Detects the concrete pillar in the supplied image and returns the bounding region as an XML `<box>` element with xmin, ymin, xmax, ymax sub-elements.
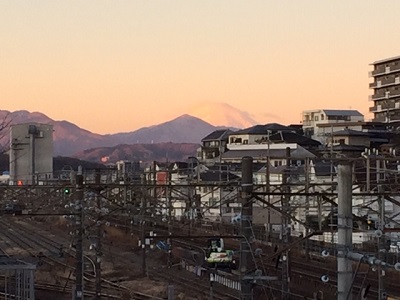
<box><xmin>240</xmin><ymin>156</ymin><xmax>253</xmax><ymax>300</ymax></box>
<box><xmin>337</xmin><ymin>162</ymin><xmax>353</xmax><ymax>300</ymax></box>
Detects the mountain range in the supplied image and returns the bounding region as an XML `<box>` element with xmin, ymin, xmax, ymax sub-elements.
<box><xmin>0</xmin><ymin>107</ymin><xmax>245</xmax><ymax>163</ymax></box>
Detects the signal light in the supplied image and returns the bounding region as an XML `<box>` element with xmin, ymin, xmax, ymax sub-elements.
<box><xmin>64</xmin><ymin>188</ymin><xmax>71</xmax><ymax>195</ymax></box>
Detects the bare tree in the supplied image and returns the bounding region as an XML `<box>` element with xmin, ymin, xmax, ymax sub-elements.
<box><xmin>0</xmin><ymin>112</ymin><xmax>12</xmax><ymax>154</ymax></box>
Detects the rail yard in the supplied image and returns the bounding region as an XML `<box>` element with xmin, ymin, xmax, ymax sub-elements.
<box><xmin>0</xmin><ymin>156</ymin><xmax>400</xmax><ymax>300</ymax></box>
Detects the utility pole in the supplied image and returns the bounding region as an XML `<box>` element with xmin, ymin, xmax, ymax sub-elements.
<box><xmin>167</xmin><ymin>170</ymin><xmax>173</xmax><ymax>269</ymax></box>
<box><xmin>266</xmin><ymin>130</ymin><xmax>272</xmax><ymax>240</ymax></box>
<box><xmin>94</xmin><ymin>170</ymin><xmax>102</xmax><ymax>300</ymax></box>
<box><xmin>337</xmin><ymin>162</ymin><xmax>353</xmax><ymax>300</ymax></box>
<box><xmin>141</xmin><ymin>197</ymin><xmax>146</xmax><ymax>276</ymax></box>
<box><xmin>377</xmin><ymin>159</ymin><xmax>387</xmax><ymax>300</ymax></box>
<box><xmin>74</xmin><ymin>167</ymin><xmax>84</xmax><ymax>300</ymax></box>
<box><xmin>305</xmin><ymin>157</ymin><xmax>310</xmax><ymax>260</ymax></box>
<box><xmin>281</xmin><ymin>147</ymin><xmax>291</xmax><ymax>300</ymax></box>
<box><xmin>240</xmin><ymin>156</ymin><xmax>254</xmax><ymax>300</ymax></box>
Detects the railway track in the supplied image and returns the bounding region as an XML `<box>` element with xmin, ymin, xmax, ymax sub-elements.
<box><xmin>13</xmin><ymin>214</ymin><xmax>400</xmax><ymax>299</ymax></box>
<box><xmin>148</xmin><ymin>266</ymin><xmax>239</xmax><ymax>300</ymax></box>
<box><xmin>0</xmin><ymin>217</ymin><xmax>168</xmax><ymax>299</ymax></box>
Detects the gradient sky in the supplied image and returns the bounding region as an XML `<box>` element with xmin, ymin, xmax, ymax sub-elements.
<box><xmin>1</xmin><ymin>1</ymin><xmax>400</xmax><ymax>134</ymax></box>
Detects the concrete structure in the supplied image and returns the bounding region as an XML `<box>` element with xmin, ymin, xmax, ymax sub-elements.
<box><xmin>302</xmin><ymin>109</ymin><xmax>364</xmax><ymax>142</ymax></box>
<box><xmin>370</xmin><ymin>55</ymin><xmax>400</xmax><ymax>123</ymax></box>
<box><xmin>115</xmin><ymin>160</ymin><xmax>141</xmax><ymax>182</ymax></box>
<box><xmin>9</xmin><ymin>123</ymin><xmax>53</xmax><ymax>185</ymax></box>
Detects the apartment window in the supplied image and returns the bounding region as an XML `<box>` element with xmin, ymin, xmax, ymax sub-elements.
<box><xmin>243</xmin><ymin>139</ymin><xmax>248</xmax><ymax>144</ymax></box>
<box><xmin>274</xmin><ymin>160</ymin><xmax>282</xmax><ymax>167</ymax></box>
<box><xmin>315</xmin><ymin>116</ymin><xmax>319</xmax><ymax>121</ymax></box>
<box><xmin>321</xmin><ymin>114</ymin><xmax>324</xmax><ymax>120</ymax></box>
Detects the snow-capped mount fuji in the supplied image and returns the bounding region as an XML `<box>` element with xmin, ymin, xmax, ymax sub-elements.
<box><xmin>187</xmin><ymin>102</ymin><xmax>259</xmax><ymax>128</ymax></box>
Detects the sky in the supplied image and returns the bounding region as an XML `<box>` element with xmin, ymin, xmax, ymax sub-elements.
<box><xmin>1</xmin><ymin>1</ymin><xmax>400</xmax><ymax>134</ymax></box>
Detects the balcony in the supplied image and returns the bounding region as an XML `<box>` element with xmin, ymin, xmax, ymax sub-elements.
<box><xmin>371</xmin><ymin>93</ymin><xmax>389</xmax><ymax>101</ymax></box>
<box><xmin>370</xmin><ymin>102</ymin><xmax>399</xmax><ymax>112</ymax></box>
<box><xmin>371</xmin><ymin>90</ymin><xmax>400</xmax><ymax>101</ymax></box>
<box><xmin>369</xmin><ymin>77</ymin><xmax>400</xmax><ymax>89</ymax></box>
<box><xmin>373</xmin><ymin>115</ymin><xmax>386</xmax><ymax>122</ymax></box>
<box><xmin>371</xmin><ymin>65</ymin><xmax>400</xmax><ymax>77</ymax></box>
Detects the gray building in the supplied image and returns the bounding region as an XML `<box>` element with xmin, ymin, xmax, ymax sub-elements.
<box><xmin>369</xmin><ymin>55</ymin><xmax>400</xmax><ymax>122</ymax></box>
<box><xmin>10</xmin><ymin>123</ymin><xmax>53</xmax><ymax>185</ymax></box>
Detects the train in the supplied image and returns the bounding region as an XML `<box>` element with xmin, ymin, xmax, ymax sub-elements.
<box><xmin>165</xmin><ymin>238</ymin><xmax>237</xmax><ymax>270</ymax></box>
<box><xmin>205</xmin><ymin>238</ymin><xmax>236</xmax><ymax>269</ymax></box>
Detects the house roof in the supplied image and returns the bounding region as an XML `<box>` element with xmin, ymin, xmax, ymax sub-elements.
<box><xmin>234</xmin><ymin>123</ymin><xmax>294</xmax><ymax>135</ymax></box>
<box><xmin>231</xmin><ymin>126</ymin><xmax>320</xmax><ymax>147</ymax></box>
<box><xmin>274</xmin><ymin>131</ymin><xmax>321</xmax><ymax>146</ymax></box>
<box><xmin>331</xmin><ymin>144</ymin><xmax>365</xmax><ymax>151</ymax></box>
<box><xmin>322</xmin><ymin>109</ymin><xmax>363</xmax><ymax>117</ymax></box>
<box><xmin>330</xmin><ymin>129</ymin><xmax>370</xmax><ymax>137</ymax></box>
<box><xmin>221</xmin><ymin>147</ymin><xmax>316</xmax><ymax>160</ymax></box>
<box><xmin>202</xmin><ymin>129</ymin><xmax>233</xmax><ymax>142</ymax></box>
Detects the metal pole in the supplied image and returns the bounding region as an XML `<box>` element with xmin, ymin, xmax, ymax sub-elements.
<box><xmin>305</xmin><ymin>157</ymin><xmax>310</xmax><ymax>260</ymax></box>
<box><xmin>377</xmin><ymin>159</ymin><xmax>387</xmax><ymax>300</ymax></box>
<box><xmin>266</xmin><ymin>130</ymin><xmax>272</xmax><ymax>240</ymax></box>
<box><xmin>240</xmin><ymin>156</ymin><xmax>253</xmax><ymax>300</ymax></box>
<box><xmin>281</xmin><ymin>147</ymin><xmax>291</xmax><ymax>300</ymax></box>
<box><xmin>141</xmin><ymin>212</ymin><xmax>146</xmax><ymax>276</ymax></box>
<box><xmin>29</xmin><ymin>130</ymin><xmax>35</xmax><ymax>185</ymax></box>
<box><xmin>74</xmin><ymin>167</ymin><xmax>84</xmax><ymax>300</ymax></box>
<box><xmin>337</xmin><ymin>162</ymin><xmax>353</xmax><ymax>300</ymax></box>
<box><xmin>167</xmin><ymin>170</ymin><xmax>173</xmax><ymax>268</ymax></box>
<box><xmin>95</xmin><ymin>170</ymin><xmax>102</xmax><ymax>300</ymax></box>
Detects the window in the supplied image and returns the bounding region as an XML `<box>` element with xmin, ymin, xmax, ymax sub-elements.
<box><xmin>321</xmin><ymin>114</ymin><xmax>324</xmax><ymax>120</ymax></box>
<box><xmin>315</xmin><ymin>116</ymin><xmax>319</xmax><ymax>121</ymax></box>
<box><xmin>334</xmin><ymin>139</ymin><xmax>344</xmax><ymax>144</ymax></box>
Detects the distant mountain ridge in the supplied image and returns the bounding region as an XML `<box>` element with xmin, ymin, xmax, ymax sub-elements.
<box><xmin>74</xmin><ymin>142</ymin><xmax>200</xmax><ymax>164</ymax></box>
<box><xmin>0</xmin><ymin>110</ymin><xmax>235</xmax><ymax>159</ymax></box>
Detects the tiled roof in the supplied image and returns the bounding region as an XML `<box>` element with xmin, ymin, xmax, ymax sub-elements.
<box><xmin>221</xmin><ymin>147</ymin><xmax>316</xmax><ymax>160</ymax></box>
<box><xmin>202</xmin><ymin>129</ymin><xmax>233</xmax><ymax>142</ymax></box>
<box><xmin>234</xmin><ymin>123</ymin><xmax>294</xmax><ymax>135</ymax></box>
<box><xmin>275</xmin><ymin>131</ymin><xmax>321</xmax><ymax>146</ymax></box>
<box><xmin>332</xmin><ymin>144</ymin><xmax>365</xmax><ymax>151</ymax></box>
<box><xmin>331</xmin><ymin>129</ymin><xmax>370</xmax><ymax>136</ymax></box>
<box><xmin>322</xmin><ymin>110</ymin><xmax>363</xmax><ymax>117</ymax></box>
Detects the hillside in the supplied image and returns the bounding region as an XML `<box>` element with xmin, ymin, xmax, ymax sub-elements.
<box><xmin>73</xmin><ymin>142</ymin><xmax>200</xmax><ymax>164</ymax></box>
<box><xmin>0</xmin><ymin>110</ymin><xmax>219</xmax><ymax>156</ymax></box>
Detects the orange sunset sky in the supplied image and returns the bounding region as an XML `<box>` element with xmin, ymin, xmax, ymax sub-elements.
<box><xmin>1</xmin><ymin>1</ymin><xmax>400</xmax><ymax>134</ymax></box>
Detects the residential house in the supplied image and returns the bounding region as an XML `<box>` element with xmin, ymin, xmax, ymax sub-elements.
<box><xmin>302</xmin><ymin>109</ymin><xmax>364</xmax><ymax>142</ymax></box>
<box><xmin>198</xmin><ymin>129</ymin><xmax>233</xmax><ymax>164</ymax></box>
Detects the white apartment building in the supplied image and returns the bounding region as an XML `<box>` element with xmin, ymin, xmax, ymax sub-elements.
<box><xmin>302</xmin><ymin>109</ymin><xmax>364</xmax><ymax>143</ymax></box>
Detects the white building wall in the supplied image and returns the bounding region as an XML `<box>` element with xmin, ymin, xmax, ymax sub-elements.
<box><xmin>9</xmin><ymin>123</ymin><xmax>53</xmax><ymax>185</ymax></box>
